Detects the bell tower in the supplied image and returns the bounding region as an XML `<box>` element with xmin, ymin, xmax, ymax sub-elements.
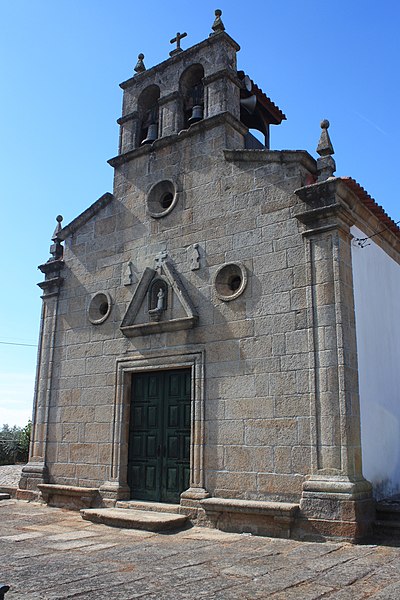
<box><xmin>112</xmin><ymin>10</ymin><xmax>285</xmax><ymax>161</ymax></box>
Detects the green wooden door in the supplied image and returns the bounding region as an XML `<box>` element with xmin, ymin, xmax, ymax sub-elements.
<box><xmin>128</xmin><ymin>369</ymin><xmax>191</xmax><ymax>503</ymax></box>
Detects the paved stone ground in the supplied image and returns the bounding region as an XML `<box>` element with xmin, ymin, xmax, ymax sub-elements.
<box><xmin>1</xmin><ymin>500</ymin><xmax>400</xmax><ymax>599</ymax></box>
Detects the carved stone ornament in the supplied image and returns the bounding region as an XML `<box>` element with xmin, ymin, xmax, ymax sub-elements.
<box><xmin>169</xmin><ymin>31</ymin><xmax>188</xmax><ymax>57</ymax></box>
<box><xmin>316</xmin><ymin>119</ymin><xmax>336</xmax><ymax>182</ymax></box>
<box><xmin>211</xmin><ymin>9</ymin><xmax>225</xmax><ymax>34</ymax></box>
<box><xmin>134</xmin><ymin>53</ymin><xmax>146</xmax><ymax>74</ymax></box>
<box><xmin>120</xmin><ymin>259</ymin><xmax>198</xmax><ymax>336</ymax></box>
<box><xmin>37</xmin><ymin>215</ymin><xmax>65</xmax><ymax>298</ymax></box>
<box><xmin>189</xmin><ymin>243</ymin><xmax>200</xmax><ymax>271</ymax></box>
<box><xmin>122</xmin><ymin>261</ymin><xmax>135</xmax><ymax>286</ymax></box>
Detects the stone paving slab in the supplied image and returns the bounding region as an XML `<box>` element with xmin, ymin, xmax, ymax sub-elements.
<box><xmin>1</xmin><ymin>500</ymin><xmax>400</xmax><ymax>599</ymax></box>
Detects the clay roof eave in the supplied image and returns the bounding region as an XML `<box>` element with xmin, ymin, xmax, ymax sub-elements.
<box><xmin>252</xmin><ymin>82</ymin><xmax>286</xmax><ymax>125</ymax></box>
<box><xmin>339</xmin><ymin>177</ymin><xmax>400</xmax><ymax>240</ymax></box>
<box><xmin>237</xmin><ymin>71</ymin><xmax>286</xmax><ymax>125</ymax></box>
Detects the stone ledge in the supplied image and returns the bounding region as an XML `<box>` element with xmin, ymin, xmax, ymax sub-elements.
<box><xmin>201</xmin><ymin>497</ymin><xmax>299</xmax><ymax>515</ymax></box>
<box><xmin>16</xmin><ymin>489</ymin><xmax>38</xmax><ymax>501</ymax></box>
<box><xmin>200</xmin><ymin>497</ymin><xmax>299</xmax><ymax>538</ymax></box>
<box><xmin>121</xmin><ymin>316</ymin><xmax>198</xmax><ymax>337</ymax></box>
<box><xmin>108</xmin><ymin>112</ymin><xmax>247</xmax><ymax>168</ymax></box>
<box><xmin>0</xmin><ymin>486</ymin><xmax>17</xmax><ymax>498</ymax></box>
<box><xmin>224</xmin><ymin>149</ymin><xmax>316</xmax><ymax>172</ymax></box>
<box><xmin>38</xmin><ymin>484</ymin><xmax>100</xmax><ymax>510</ymax></box>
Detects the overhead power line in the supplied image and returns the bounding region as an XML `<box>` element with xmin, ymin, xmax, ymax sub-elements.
<box><xmin>353</xmin><ymin>220</ymin><xmax>400</xmax><ymax>248</ymax></box>
<box><xmin>0</xmin><ymin>341</ymin><xmax>37</xmax><ymax>348</ymax></box>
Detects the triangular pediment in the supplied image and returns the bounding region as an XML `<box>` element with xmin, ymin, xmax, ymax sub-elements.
<box><xmin>120</xmin><ymin>261</ymin><xmax>198</xmax><ymax>337</ymax></box>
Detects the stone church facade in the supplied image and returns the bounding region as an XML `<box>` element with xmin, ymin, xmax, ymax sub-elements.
<box><xmin>18</xmin><ymin>12</ymin><xmax>400</xmax><ymax>541</ymax></box>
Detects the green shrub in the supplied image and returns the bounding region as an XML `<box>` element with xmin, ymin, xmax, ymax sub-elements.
<box><xmin>0</xmin><ymin>421</ymin><xmax>31</xmax><ymax>465</ymax></box>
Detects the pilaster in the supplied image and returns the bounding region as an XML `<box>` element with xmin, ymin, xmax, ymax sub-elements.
<box><xmin>203</xmin><ymin>69</ymin><xmax>241</xmax><ymax>121</ymax></box>
<box><xmin>294</xmin><ymin>179</ymin><xmax>374</xmax><ymax>540</ymax></box>
<box><xmin>118</xmin><ymin>112</ymin><xmax>140</xmax><ymax>154</ymax></box>
<box><xmin>18</xmin><ymin>239</ymin><xmax>64</xmax><ymax>498</ymax></box>
<box><xmin>158</xmin><ymin>92</ymin><xmax>183</xmax><ymax>137</ymax></box>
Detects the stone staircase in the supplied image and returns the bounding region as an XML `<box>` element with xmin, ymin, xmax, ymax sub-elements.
<box><xmin>375</xmin><ymin>496</ymin><xmax>400</xmax><ymax>538</ymax></box>
<box><xmin>81</xmin><ymin>498</ymin><xmax>300</xmax><ymax>537</ymax></box>
<box><xmin>81</xmin><ymin>500</ymin><xmax>189</xmax><ymax>532</ymax></box>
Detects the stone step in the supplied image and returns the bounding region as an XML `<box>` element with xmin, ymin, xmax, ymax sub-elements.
<box><xmin>115</xmin><ymin>500</ymin><xmax>181</xmax><ymax>514</ymax></box>
<box><xmin>0</xmin><ymin>493</ymin><xmax>11</xmax><ymax>501</ymax></box>
<box><xmin>81</xmin><ymin>508</ymin><xmax>188</xmax><ymax>532</ymax></box>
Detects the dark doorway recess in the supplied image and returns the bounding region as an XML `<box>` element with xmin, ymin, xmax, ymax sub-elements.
<box><xmin>128</xmin><ymin>369</ymin><xmax>191</xmax><ymax>503</ymax></box>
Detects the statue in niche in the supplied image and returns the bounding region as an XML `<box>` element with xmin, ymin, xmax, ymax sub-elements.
<box><xmin>156</xmin><ymin>288</ymin><xmax>165</xmax><ymax>310</ymax></box>
<box><xmin>148</xmin><ymin>279</ymin><xmax>168</xmax><ymax>321</ymax></box>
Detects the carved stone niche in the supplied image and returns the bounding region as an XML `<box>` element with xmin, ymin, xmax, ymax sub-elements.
<box><xmin>120</xmin><ymin>261</ymin><xmax>198</xmax><ymax>336</ymax></box>
<box><xmin>148</xmin><ymin>277</ymin><xmax>168</xmax><ymax>322</ymax></box>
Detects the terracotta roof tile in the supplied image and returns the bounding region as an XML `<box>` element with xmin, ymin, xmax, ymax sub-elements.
<box><xmin>251</xmin><ymin>81</ymin><xmax>286</xmax><ymax>124</ymax></box>
<box><xmin>237</xmin><ymin>71</ymin><xmax>286</xmax><ymax>124</ymax></box>
<box><xmin>340</xmin><ymin>176</ymin><xmax>400</xmax><ymax>239</ymax></box>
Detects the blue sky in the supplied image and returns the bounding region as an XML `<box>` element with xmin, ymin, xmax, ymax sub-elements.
<box><xmin>1</xmin><ymin>1</ymin><xmax>399</xmax><ymax>426</ymax></box>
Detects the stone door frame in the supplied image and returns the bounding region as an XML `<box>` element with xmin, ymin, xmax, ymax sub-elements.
<box><xmin>128</xmin><ymin>368</ymin><xmax>191</xmax><ymax>503</ymax></box>
<box><xmin>102</xmin><ymin>349</ymin><xmax>208</xmax><ymax>502</ymax></box>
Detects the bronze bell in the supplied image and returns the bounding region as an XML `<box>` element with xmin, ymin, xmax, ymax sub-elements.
<box><xmin>188</xmin><ymin>105</ymin><xmax>203</xmax><ymax>124</ymax></box>
<box><xmin>240</xmin><ymin>95</ymin><xmax>257</xmax><ymax>114</ymax></box>
<box><xmin>141</xmin><ymin>123</ymin><xmax>158</xmax><ymax>145</ymax></box>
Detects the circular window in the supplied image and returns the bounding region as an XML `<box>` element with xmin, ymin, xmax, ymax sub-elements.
<box><xmin>88</xmin><ymin>292</ymin><xmax>112</xmax><ymax>324</ymax></box>
<box><xmin>214</xmin><ymin>263</ymin><xmax>248</xmax><ymax>301</ymax></box>
<box><xmin>147</xmin><ymin>180</ymin><xmax>178</xmax><ymax>218</ymax></box>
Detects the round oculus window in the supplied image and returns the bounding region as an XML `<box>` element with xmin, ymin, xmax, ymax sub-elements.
<box><xmin>88</xmin><ymin>292</ymin><xmax>112</xmax><ymax>324</ymax></box>
<box><xmin>146</xmin><ymin>180</ymin><xmax>178</xmax><ymax>218</ymax></box>
<box><xmin>214</xmin><ymin>262</ymin><xmax>248</xmax><ymax>301</ymax></box>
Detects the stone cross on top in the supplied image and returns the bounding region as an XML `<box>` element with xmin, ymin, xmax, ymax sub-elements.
<box><xmin>169</xmin><ymin>31</ymin><xmax>187</xmax><ymax>56</ymax></box>
<box><xmin>154</xmin><ymin>250</ymin><xmax>168</xmax><ymax>271</ymax></box>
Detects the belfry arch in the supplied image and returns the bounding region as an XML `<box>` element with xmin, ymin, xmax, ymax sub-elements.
<box><xmin>179</xmin><ymin>64</ymin><xmax>205</xmax><ymax>129</ymax></box>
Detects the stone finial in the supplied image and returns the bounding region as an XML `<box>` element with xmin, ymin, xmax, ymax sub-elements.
<box><xmin>134</xmin><ymin>53</ymin><xmax>146</xmax><ymax>74</ymax></box>
<box><xmin>316</xmin><ymin>119</ymin><xmax>336</xmax><ymax>181</ymax></box>
<box><xmin>49</xmin><ymin>215</ymin><xmax>64</xmax><ymax>261</ymax></box>
<box><xmin>317</xmin><ymin>119</ymin><xmax>334</xmax><ymax>157</ymax></box>
<box><xmin>52</xmin><ymin>214</ymin><xmax>63</xmax><ymax>240</ymax></box>
<box><xmin>211</xmin><ymin>9</ymin><xmax>225</xmax><ymax>34</ymax></box>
